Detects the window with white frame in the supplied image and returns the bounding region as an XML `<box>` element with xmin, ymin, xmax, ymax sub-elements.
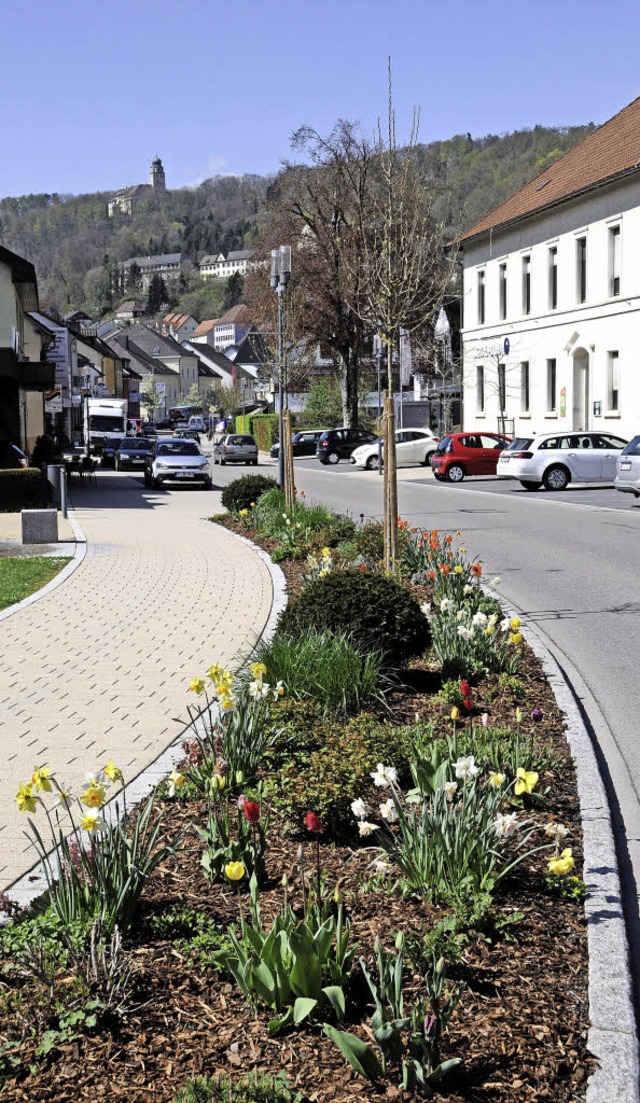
<box><xmin>609</xmin><ymin>226</ymin><xmax>621</xmax><ymax>296</ymax></box>
<box><xmin>477</xmin><ymin>270</ymin><xmax>485</xmax><ymax>324</ymax></box>
<box><xmin>607</xmin><ymin>351</ymin><xmax>620</xmax><ymax>412</ymax></box>
<box><xmin>522</xmin><ymin>256</ymin><xmax>531</xmax><ymax>315</ymax></box>
<box><xmin>546</xmin><ymin>359</ymin><xmax>557</xmax><ymax>412</ymax></box>
<box><xmin>548</xmin><ymin>247</ymin><xmax>558</xmax><ymax>309</ymax></box>
<box><xmin>499</xmin><ymin>263</ymin><xmax>507</xmax><ymax>320</ymax></box>
<box><xmin>520</xmin><ymin>361</ymin><xmax>530</xmax><ymax>413</ymax></box>
<box><xmin>477</xmin><ymin>364</ymin><xmax>485</xmax><ymax>413</ymax></box>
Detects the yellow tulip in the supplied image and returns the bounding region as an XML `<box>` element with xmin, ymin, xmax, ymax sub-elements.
<box><xmin>548</xmin><ymin>848</ymin><xmax>575</xmax><ymax>876</ymax></box>
<box><xmin>510</xmin><ymin>632</ymin><xmax>524</xmax><ymax>646</ymax></box>
<box><xmin>514</xmin><ymin>767</ymin><xmax>539</xmax><ymax>796</ymax></box>
<box><xmin>189</xmin><ymin>676</ymin><xmax>206</xmax><ymax>695</ymax></box>
<box><xmin>104</xmin><ymin>759</ymin><xmax>123</xmax><ymax>783</ymax></box>
<box><xmin>453</xmin><ymin>565</ymin><xmax>464</xmax><ymax>575</ymax></box>
<box><xmin>509</xmin><ymin>617</ymin><xmax>521</xmax><ymax>631</ymax></box>
<box><xmin>450</xmin><ymin>706</ymin><xmax>460</xmax><ymax>721</ymax></box>
<box><xmin>31</xmin><ymin>766</ymin><xmax>52</xmax><ymax>793</ymax></box>
<box><xmin>249</xmin><ymin>662</ymin><xmax>267</xmax><ymax>679</ymax></box>
<box><xmin>16</xmin><ymin>781</ymin><xmax>37</xmax><ymax>814</ymax></box>
<box><xmin>225</xmin><ymin>860</ymin><xmax>246</xmax><ymax>882</ymax></box>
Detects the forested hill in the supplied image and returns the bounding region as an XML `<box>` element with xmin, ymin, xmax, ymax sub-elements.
<box><xmin>0</xmin><ymin>123</ymin><xmax>594</xmax><ymax>317</ymax></box>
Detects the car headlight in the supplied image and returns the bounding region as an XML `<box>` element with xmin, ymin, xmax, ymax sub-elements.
<box><xmin>156</xmin><ymin>462</ymin><xmax>168</xmax><ymax>469</ymax></box>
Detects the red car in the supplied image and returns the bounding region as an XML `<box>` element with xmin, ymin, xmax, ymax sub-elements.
<box><xmin>431</xmin><ymin>432</ymin><xmax>511</xmax><ymax>482</ymax></box>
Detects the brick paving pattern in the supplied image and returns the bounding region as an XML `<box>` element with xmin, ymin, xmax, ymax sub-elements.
<box><xmin>0</xmin><ymin>473</ymin><xmax>272</xmax><ymax>890</ymax></box>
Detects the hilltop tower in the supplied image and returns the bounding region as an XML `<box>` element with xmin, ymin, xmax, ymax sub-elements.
<box><xmin>150</xmin><ymin>156</ymin><xmax>166</xmax><ymax>193</ymax></box>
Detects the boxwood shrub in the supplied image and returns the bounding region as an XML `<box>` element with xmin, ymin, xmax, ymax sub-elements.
<box><xmin>0</xmin><ymin>469</ymin><xmax>47</xmax><ymax>513</ymax></box>
<box><xmin>277</xmin><ymin>569</ymin><xmax>430</xmax><ymax>665</ymax></box>
<box><xmin>220</xmin><ymin>474</ymin><xmax>278</xmax><ymax>514</ymax></box>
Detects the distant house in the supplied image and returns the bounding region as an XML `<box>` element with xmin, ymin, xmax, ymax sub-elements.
<box><xmin>162</xmin><ymin>312</ymin><xmax>198</xmax><ymax>341</ymax></box>
<box><xmin>115</xmin><ymin>300</ymin><xmax>145</xmax><ymax>322</ymax></box>
<box><xmin>121</xmin><ymin>253</ymin><xmax>182</xmax><ymax>293</ymax></box>
<box><xmin>212</xmin><ymin>304</ymin><xmax>253</xmax><ymax>351</ymax></box>
<box><xmin>108</xmin><ymin>157</ymin><xmax>167</xmax><ymax>217</ymax></box>
<box><xmin>189</xmin><ymin>319</ymin><xmax>220</xmax><ymax>347</ymax></box>
<box><xmin>199</xmin><ymin>249</ymin><xmax>256</xmax><ymax>280</ymax></box>
<box><xmin>109</xmin><ymin>323</ymin><xmax>200</xmax><ymax>403</ymax></box>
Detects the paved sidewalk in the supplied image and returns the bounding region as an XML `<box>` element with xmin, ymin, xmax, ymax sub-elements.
<box><xmin>0</xmin><ymin>472</ymin><xmax>273</xmax><ymax>891</ymax></box>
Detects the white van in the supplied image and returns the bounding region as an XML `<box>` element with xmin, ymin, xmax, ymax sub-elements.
<box><xmin>188</xmin><ymin>416</ymin><xmax>206</xmax><ymax>432</ymax></box>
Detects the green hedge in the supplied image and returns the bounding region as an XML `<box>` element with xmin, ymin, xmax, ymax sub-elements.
<box><xmin>248</xmin><ymin>414</ymin><xmax>281</xmax><ymax>452</ymax></box>
<box><xmin>0</xmin><ymin>469</ymin><xmax>47</xmax><ymax>513</ymax></box>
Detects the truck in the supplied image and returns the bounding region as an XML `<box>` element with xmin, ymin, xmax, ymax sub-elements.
<box><xmin>85</xmin><ymin>398</ymin><xmax>128</xmax><ymax>454</ymax></box>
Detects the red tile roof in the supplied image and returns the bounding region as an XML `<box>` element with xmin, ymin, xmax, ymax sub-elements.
<box><xmin>218</xmin><ymin>304</ymin><xmax>251</xmax><ymax>325</ymax></box>
<box><xmin>192</xmin><ymin>319</ymin><xmax>220</xmax><ymax>336</ymax></box>
<box><xmin>459</xmin><ymin>96</ymin><xmax>640</xmax><ymax>245</ymax></box>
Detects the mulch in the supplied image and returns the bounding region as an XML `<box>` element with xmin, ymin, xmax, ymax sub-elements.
<box><xmin>0</xmin><ymin>522</ymin><xmax>595</xmax><ymax>1102</ymax></box>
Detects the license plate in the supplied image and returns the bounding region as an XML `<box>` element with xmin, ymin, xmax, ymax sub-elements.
<box><xmin>620</xmin><ymin>461</ymin><xmax>632</xmax><ymax>470</ymax></box>
<box><xmin>175</xmin><ymin>472</ymin><xmax>195</xmax><ymax>479</ymax></box>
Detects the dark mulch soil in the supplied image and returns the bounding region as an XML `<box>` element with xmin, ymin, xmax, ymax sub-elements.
<box><xmin>0</xmin><ymin>524</ymin><xmax>595</xmax><ymax>1102</ymax></box>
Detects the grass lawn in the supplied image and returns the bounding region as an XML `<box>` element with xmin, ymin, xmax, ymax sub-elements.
<box><xmin>0</xmin><ymin>556</ymin><xmax>71</xmax><ymax>610</ymax></box>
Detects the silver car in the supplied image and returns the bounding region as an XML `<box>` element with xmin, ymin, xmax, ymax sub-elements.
<box><xmin>614</xmin><ymin>436</ymin><xmax>640</xmax><ymax>499</ymax></box>
<box><xmin>144</xmin><ymin>438</ymin><xmax>212</xmax><ymax>490</ymax></box>
<box><xmin>212</xmin><ymin>434</ymin><xmax>258</xmax><ymax>466</ymax></box>
<box><xmin>497</xmin><ymin>431</ymin><xmax>628</xmax><ymax>491</ymax></box>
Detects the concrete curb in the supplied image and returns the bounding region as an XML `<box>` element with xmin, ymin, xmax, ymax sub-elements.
<box><xmin>0</xmin><ymin>508</ymin><xmax>87</xmax><ymax>624</ymax></box>
<box><xmin>1</xmin><ymin>526</ymin><xmax>288</xmax><ymax>916</ymax></box>
<box><xmin>493</xmin><ymin>595</ymin><xmax>640</xmax><ymax>1102</ymax></box>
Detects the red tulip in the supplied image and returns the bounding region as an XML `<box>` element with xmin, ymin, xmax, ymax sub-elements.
<box><xmin>463</xmin><ymin>697</ymin><xmax>473</xmax><ymax>711</ymax></box>
<box><xmin>305</xmin><ymin>811</ymin><xmax>322</xmax><ymax>833</ymax></box>
<box><xmin>459</xmin><ymin>681</ymin><xmax>471</xmax><ymax>697</ymax></box>
<box><xmin>243</xmin><ymin>800</ymin><xmax>260</xmax><ymax>823</ymax></box>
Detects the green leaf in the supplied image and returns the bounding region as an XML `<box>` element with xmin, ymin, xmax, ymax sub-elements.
<box><xmin>268</xmin><ymin>1006</ymin><xmax>294</xmax><ymax>1035</ymax></box>
<box><xmin>293</xmin><ymin>996</ymin><xmax>318</xmax><ymax>1024</ymax></box>
<box><xmin>323</xmin><ymin>1024</ymin><xmax>383</xmax><ymax>1081</ymax></box>
<box><xmin>427</xmin><ymin>1057</ymin><xmax>462</xmax><ymax>1083</ymax></box>
<box><xmin>322</xmin><ymin>985</ymin><xmax>345</xmax><ymax>1019</ymax></box>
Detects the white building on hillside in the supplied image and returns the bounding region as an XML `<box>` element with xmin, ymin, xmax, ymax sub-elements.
<box><xmin>459</xmin><ymin>97</ymin><xmax>640</xmax><ymax>440</ymax></box>
<box><xmin>199</xmin><ymin>250</ymin><xmax>255</xmax><ymax>280</ymax></box>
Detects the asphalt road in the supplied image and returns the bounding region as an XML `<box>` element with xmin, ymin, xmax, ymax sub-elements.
<box><xmin>207</xmin><ymin>454</ymin><xmax>640</xmax><ymax>1008</ymax></box>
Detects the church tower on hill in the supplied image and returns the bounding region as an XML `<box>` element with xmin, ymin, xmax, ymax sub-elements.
<box><xmin>150</xmin><ymin>156</ymin><xmax>166</xmax><ymax>192</ymax></box>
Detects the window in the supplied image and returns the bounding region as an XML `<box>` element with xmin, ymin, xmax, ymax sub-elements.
<box><xmin>476</xmin><ymin>365</ymin><xmax>485</xmax><ymax>412</ymax></box>
<box><xmin>607</xmin><ymin>351</ymin><xmax>620</xmax><ymax>412</ymax></box>
<box><xmin>609</xmin><ymin>226</ymin><xmax>621</xmax><ymax>296</ymax></box>
<box><xmin>497</xmin><ymin>362</ymin><xmax>506</xmax><ymax>411</ymax></box>
<box><xmin>522</xmin><ymin>256</ymin><xmax>531</xmax><ymax>315</ymax></box>
<box><xmin>477</xmin><ymin>270</ymin><xmax>485</xmax><ymax>324</ymax></box>
<box><xmin>548</xmin><ymin>247</ymin><xmax>558</xmax><ymax>309</ymax></box>
<box><xmin>520</xmin><ymin>361</ymin><xmax>530</xmax><ymax>413</ymax></box>
<box><xmin>499</xmin><ymin>263</ymin><xmax>507</xmax><ymax>320</ymax></box>
<box><xmin>546</xmin><ymin>359</ymin><xmax>557</xmax><ymax>412</ymax></box>
<box><xmin>576</xmin><ymin>237</ymin><xmax>587</xmax><ymax>303</ymax></box>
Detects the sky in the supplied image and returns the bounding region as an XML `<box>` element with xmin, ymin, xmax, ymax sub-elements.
<box><xmin>1</xmin><ymin>0</ymin><xmax>639</xmax><ymax>199</ymax></box>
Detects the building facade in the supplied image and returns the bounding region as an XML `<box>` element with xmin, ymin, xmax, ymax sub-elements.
<box><xmin>108</xmin><ymin>157</ymin><xmax>167</xmax><ymax>217</ymax></box>
<box><xmin>459</xmin><ymin>97</ymin><xmax>640</xmax><ymax>441</ymax></box>
<box><xmin>199</xmin><ymin>250</ymin><xmax>255</xmax><ymax>280</ymax></box>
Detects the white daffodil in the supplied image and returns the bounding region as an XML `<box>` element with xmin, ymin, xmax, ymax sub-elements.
<box><xmin>544</xmin><ymin>822</ymin><xmax>569</xmax><ymax>843</ymax></box>
<box><xmin>168</xmin><ymin>770</ymin><xmax>184</xmax><ymax>798</ymax></box>
<box><xmin>494</xmin><ymin>812</ymin><xmax>518</xmax><ymax>838</ymax></box>
<box><xmin>439</xmin><ymin>597</ymin><xmax>452</xmax><ymax>613</ymax></box>
<box><xmin>491</xmin><ymin>576</ymin><xmax>501</xmax><ymax>586</ymax></box>
<box><xmin>457</xmin><ymin>626</ymin><xmax>474</xmax><ymax>640</ymax></box>
<box><xmin>351</xmin><ymin>797</ymin><xmax>367</xmax><ymax>820</ymax></box>
<box><xmin>454</xmin><ymin>755</ymin><xmax>479</xmax><ymax>781</ymax></box>
<box><xmin>420</xmin><ymin>601</ymin><xmax>431</xmax><ymax>615</ymax></box>
<box><xmin>472</xmin><ymin>611</ymin><xmax>488</xmax><ymax>628</ymax></box>
<box><xmin>379</xmin><ymin>798</ymin><xmax>399</xmax><ymax>823</ymax></box>
<box><xmin>456</xmin><ymin>609</ymin><xmax>467</xmax><ymax>622</ymax></box>
<box><xmin>463</xmin><ymin>584</ymin><xmax>474</xmax><ymax>596</ymax></box>
<box><xmin>358</xmin><ymin>820</ymin><xmax>377</xmax><ymax>837</ymax></box>
<box><xmin>373</xmin><ymin>859</ymin><xmax>391</xmax><ymax>875</ymax></box>
<box><xmin>370</xmin><ymin>763</ymin><xmax>397</xmax><ymax>787</ymax></box>
<box><xmin>248</xmin><ymin>679</ymin><xmax>264</xmax><ymax>699</ymax></box>
<box><xmin>443</xmin><ymin>780</ymin><xmax>458</xmax><ymax>801</ymax></box>
<box><xmin>499</xmin><ymin>616</ymin><xmax>511</xmax><ymax>632</ymax></box>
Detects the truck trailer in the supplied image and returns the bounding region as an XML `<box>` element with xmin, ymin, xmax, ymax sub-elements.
<box><xmin>85</xmin><ymin>398</ymin><xmax>128</xmax><ymax>454</ymax></box>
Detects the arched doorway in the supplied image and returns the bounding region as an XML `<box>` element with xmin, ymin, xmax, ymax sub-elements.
<box><xmin>572</xmin><ymin>348</ymin><xmax>589</xmax><ymax>431</ymax></box>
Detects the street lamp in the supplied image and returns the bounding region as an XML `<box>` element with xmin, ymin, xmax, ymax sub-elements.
<box><xmin>270</xmin><ymin>245</ymin><xmax>291</xmax><ymax>488</ymax></box>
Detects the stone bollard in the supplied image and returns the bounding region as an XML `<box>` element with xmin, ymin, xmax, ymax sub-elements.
<box><xmin>21</xmin><ymin>509</ymin><xmax>58</xmax><ymax>545</ymax></box>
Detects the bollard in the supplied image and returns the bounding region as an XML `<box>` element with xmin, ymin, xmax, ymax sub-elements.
<box><xmin>60</xmin><ymin>468</ymin><xmax>68</xmax><ymax>518</ymax></box>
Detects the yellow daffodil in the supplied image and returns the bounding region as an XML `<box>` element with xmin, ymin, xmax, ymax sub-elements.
<box><xmin>249</xmin><ymin>662</ymin><xmax>267</xmax><ymax>679</ymax></box>
<box><xmin>321</xmin><ymin>547</ymin><xmax>331</xmax><ymax>557</ymax></box>
<box><xmin>547</xmin><ymin>848</ymin><xmax>575</xmax><ymax>876</ymax></box>
<box><xmin>453</xmin><ymin>565</ymin><xmax>464</xmax><ymax>575</ymax></box>
<box><xmin>207</xmin><ymin>663</ymin><xmax>223</xmax><ymax>682</ymax></box>
<box><xmin>16</xmin><ymin>781</ymin><xmax>37</xmax><ymax>814</ymax></box>
<box><xmin>189</xmin><ymin>676</ymin><xmax>206</xmax><ymax>695</ymax></box>
<box><xmin>450</xmin><ymin>706</ymin><xmax>460</xmax><ymax>721</ymax></box>
<box><xmin>219</xmin><ymin>694</ymin><xmax>235</xmax><ymax>711</ymax></box>
<box><xmin>459</xmin><ymin>546</ymin><xmax>467</xmax><ymax>554</ymax></box>
<box><xmin>104</xmin><ymin>759</ymin><xmax>123</xmax><ymax>783</ymax></box>
<box><xmin>81</xmin><ymin>808</ymin><xmax>105</xmax><ymax>834</ymax></box>
<box><xmin>31</xmin><ymin>765</ymin><xmax>52</xmax><ymax>793</ymax></box>
<box><xmin>484</xmin><ymin>626</ymin><xmax>495</xmax><ymax>636</ymax></box>
<box><xmin>81</xmin><ymin>781</ymin><xmax>106</xmax><ymax>809</ymax></box>
<box><xmin>510</xmin><ymin>632</ymin><xmax>524</xmax><ymax>646</ymax></box>
<box><xmin>514</xmin><ymin>767</ymin><xmax>539</xmax><ymax>796</ymax></box>
<box><xmin>168</xmin><ymin>770</ymin><xmax>184</xmax><ymax>797</ymax></box>
<box><xmin>488</xmin><ymin>772</ymin><xmax>506</xmax><ymax>788</ymax></box>
<box><xmin>225</xmin><ymin>860</ymin><xmax>246</xmax><ymax>881</ymax></box>
<box><xmin>515</xmin><ymin>708</ymin><xmax>523</xmax><ymax>724</ymax></box>
<box><xmin>509</xmin><ymin>617</ymin><xmax>521</xmax><ymax>631</ymax></box>
<box><xmin>239</xmin><ymin>509</ymin><xmax>249</xmax><ymax>517</ymax></box>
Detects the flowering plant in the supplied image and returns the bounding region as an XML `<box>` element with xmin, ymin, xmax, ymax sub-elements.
<box><xmin>423</xmin><ymin>599</ymin><xmax>520</xmax><ymax>676</ymax></box>
<box><xmin>15</xmin><ymin>763</ymin><xmax>182</xmax><ymax>933</ymax></box>
<box><xmin>196</xmin><ymin>785</ymin><xmax>269</xmax><ymax>885</ymax></box>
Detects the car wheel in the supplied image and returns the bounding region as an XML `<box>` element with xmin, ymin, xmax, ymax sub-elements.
<box><xmin>326</xmin><ymin>451</ymin><xmax>340</xmax><ymax>465</ymax></box>
<box><xmin>446</xmin><ymin>463</ymin><xmax>465</xmax><ymax>483</ymax></box>
<box><xmin>543</xmin><ymin>465</ymin><xmax>570</xmax><ymax>492</ymax></box>
<box><xmin>152</xmin><ymin>477</ymin><xmax>161</xmax><ymax>490</ymax></box>
<box><xmin>203</xmin><ymin>479</ymin><xmax>212</xmax><ymax>490</ymax></box>
<box><xmin>520</xmin><ymin>480</ymin><xmax>542</xmax><ymax>491</ymax></box>
<box><xmin>144</xmin><ymin>473</ymin><xmax>152</xmax><ymax>489</ymax></box>
<box><xmin>252</xmin><ymin>459</ymin><xmax>258</xmax><ymax>466</ymax></box>
<box><xmin>421</xmin><ymin>451</ymin><xmax>434</xmax><ymax>467</ymax></box>
<box><xmin>366</xmin><ymin>454</ymin><xmax>381</xmax><ymax>471</ymax></box>
<box><xmin>220</xmin><ymin>459</ymin><xmax>226</xmax><ymax>466</ymax></box>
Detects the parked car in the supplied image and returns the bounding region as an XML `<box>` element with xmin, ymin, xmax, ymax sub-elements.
<box><xmin>351</xmin><ymin>428</ymin><xmax>439</xmax><ymax>471</ymax></box>
<box><xmin>270</xmin><ymin>430</ymin><xmax>328</xmax><ymax>459</ymax></box>
<box><xmin>188</xmin><ymin>416</ymin><xmax>206</xmax><ymax>432</ymax></box>
<box><xmin>613</xmin><ymin>436</ymin><xmax>640</xmax><ymax>499</ymax></box>
<box><xmin>142</xmin><ymin>424</ymin><xmax>157</xmax><ymax>437</ymax></box>
<box><xmin>101</xmin><ymin>437</ymin><xmax>124</xmax><ymax>467</ymax></box>
<box><xmin>212</xmin><ymin>434</ymin><xmax>259</xmax><ymax>466</ymax></box>
<box><xmin>431</xmin><ymin>432</ymin><xmax>511</xmax><ymax>482</ymax></box>
<box><xmin>114</xmin><ymin>438</ymin><xmax>155</xmax><ymax>470</ymax></box>
<box><xmin>497</xmin><ymin>431</ymin><xmax>628</xmax><ymax>491</ymax></box>
<box><xmin>144</xmin><ymin>438</ymin><xmax>212</xmax><ymax>489</ymax></box>
<box><xmin>174</xmin><ymin>428</ymin><xmax>201</xmax><ymax>443</ymax></box>
<box><xmin>316</xmin><ymin>427</ymin><xmax>377</xmax><ymax>465</ymax></box>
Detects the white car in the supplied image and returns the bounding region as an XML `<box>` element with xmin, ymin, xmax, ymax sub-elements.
<box><xmin>144</xmin><ymin>438</ymin><xmax>212</xmax><ymax>490</ymax></box>
<box><xmin>497</xmin><ymin>431</ymin><xmax>628</xmax><ymax>491</ymax></box>
<box><xmin>350</xmin><ymin>428</ymin><xmax>439</xmax><ymax>471</ymax></box>
<box><xmin>614</xmin><ymin>436</ymin><xmax>640</xmax><ymax>499</ymax></box>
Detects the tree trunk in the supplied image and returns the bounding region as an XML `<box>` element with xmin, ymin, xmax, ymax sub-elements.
<box><xmin>336</xmin><ymin>347</ymin><xmax>359</xmax><ymax>427</ymax></box>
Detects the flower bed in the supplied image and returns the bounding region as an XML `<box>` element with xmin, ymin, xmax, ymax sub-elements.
<box><xmin>0</xmin><ymin>486</ymin><xmax>594</xmax><ymax>1102</ymax></box>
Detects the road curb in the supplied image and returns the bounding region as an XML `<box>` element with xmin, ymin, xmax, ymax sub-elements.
<box><xmin>1</xmin><ymin>526</ymin><xmax>288</xmax><ymax>916</ymax></box>
<box><xmin>0</xmin><ymin>508</ymin><xmax>87</xmax><ymax>624</ymax></box>
<box><xmin>494</xmin><ymin>596</ymin><xmax>640</xmax><ymax>1102</ymax></box>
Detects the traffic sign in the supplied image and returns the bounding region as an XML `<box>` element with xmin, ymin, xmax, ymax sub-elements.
<box><xmin>503</xmin><ymin>338</ymin><xmax>510</xmax><ymax>355</ymax></box>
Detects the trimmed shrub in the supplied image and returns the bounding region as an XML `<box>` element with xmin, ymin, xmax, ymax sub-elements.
<box><xmin>278</xmin><ymin>569</ymin><xmax>431</xmax><ymax>665</ymax></box>
<box><xmin>0</xmin><ymin>468</ymin><xmax>47</xmax><ymax>513</ymax></box>
<box><xmin>247</xmin><ymin>414</ymin><xmax>281</xmax><ymax>452</ymax></box>
<box><xmin>220</xmin><ymin>474</ymin><xmax>278</xmax><ymax>514</ymax></box>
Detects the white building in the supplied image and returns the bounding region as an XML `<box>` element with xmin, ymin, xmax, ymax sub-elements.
<box><xmin>199</xmin><ymin>250</ymin><xmax>255</xmax><ymax>280</ymax></box>
<box><xmin>459</xmin><ymin>97</ymin><xmax>640</xmax><ymax>441</ymax></box>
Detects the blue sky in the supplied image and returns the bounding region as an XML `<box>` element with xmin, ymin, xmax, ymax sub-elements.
<box><xmin>1</xmin><ymin>0</ymin><xmax>639</xmax><ymax>198</ymax></box>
